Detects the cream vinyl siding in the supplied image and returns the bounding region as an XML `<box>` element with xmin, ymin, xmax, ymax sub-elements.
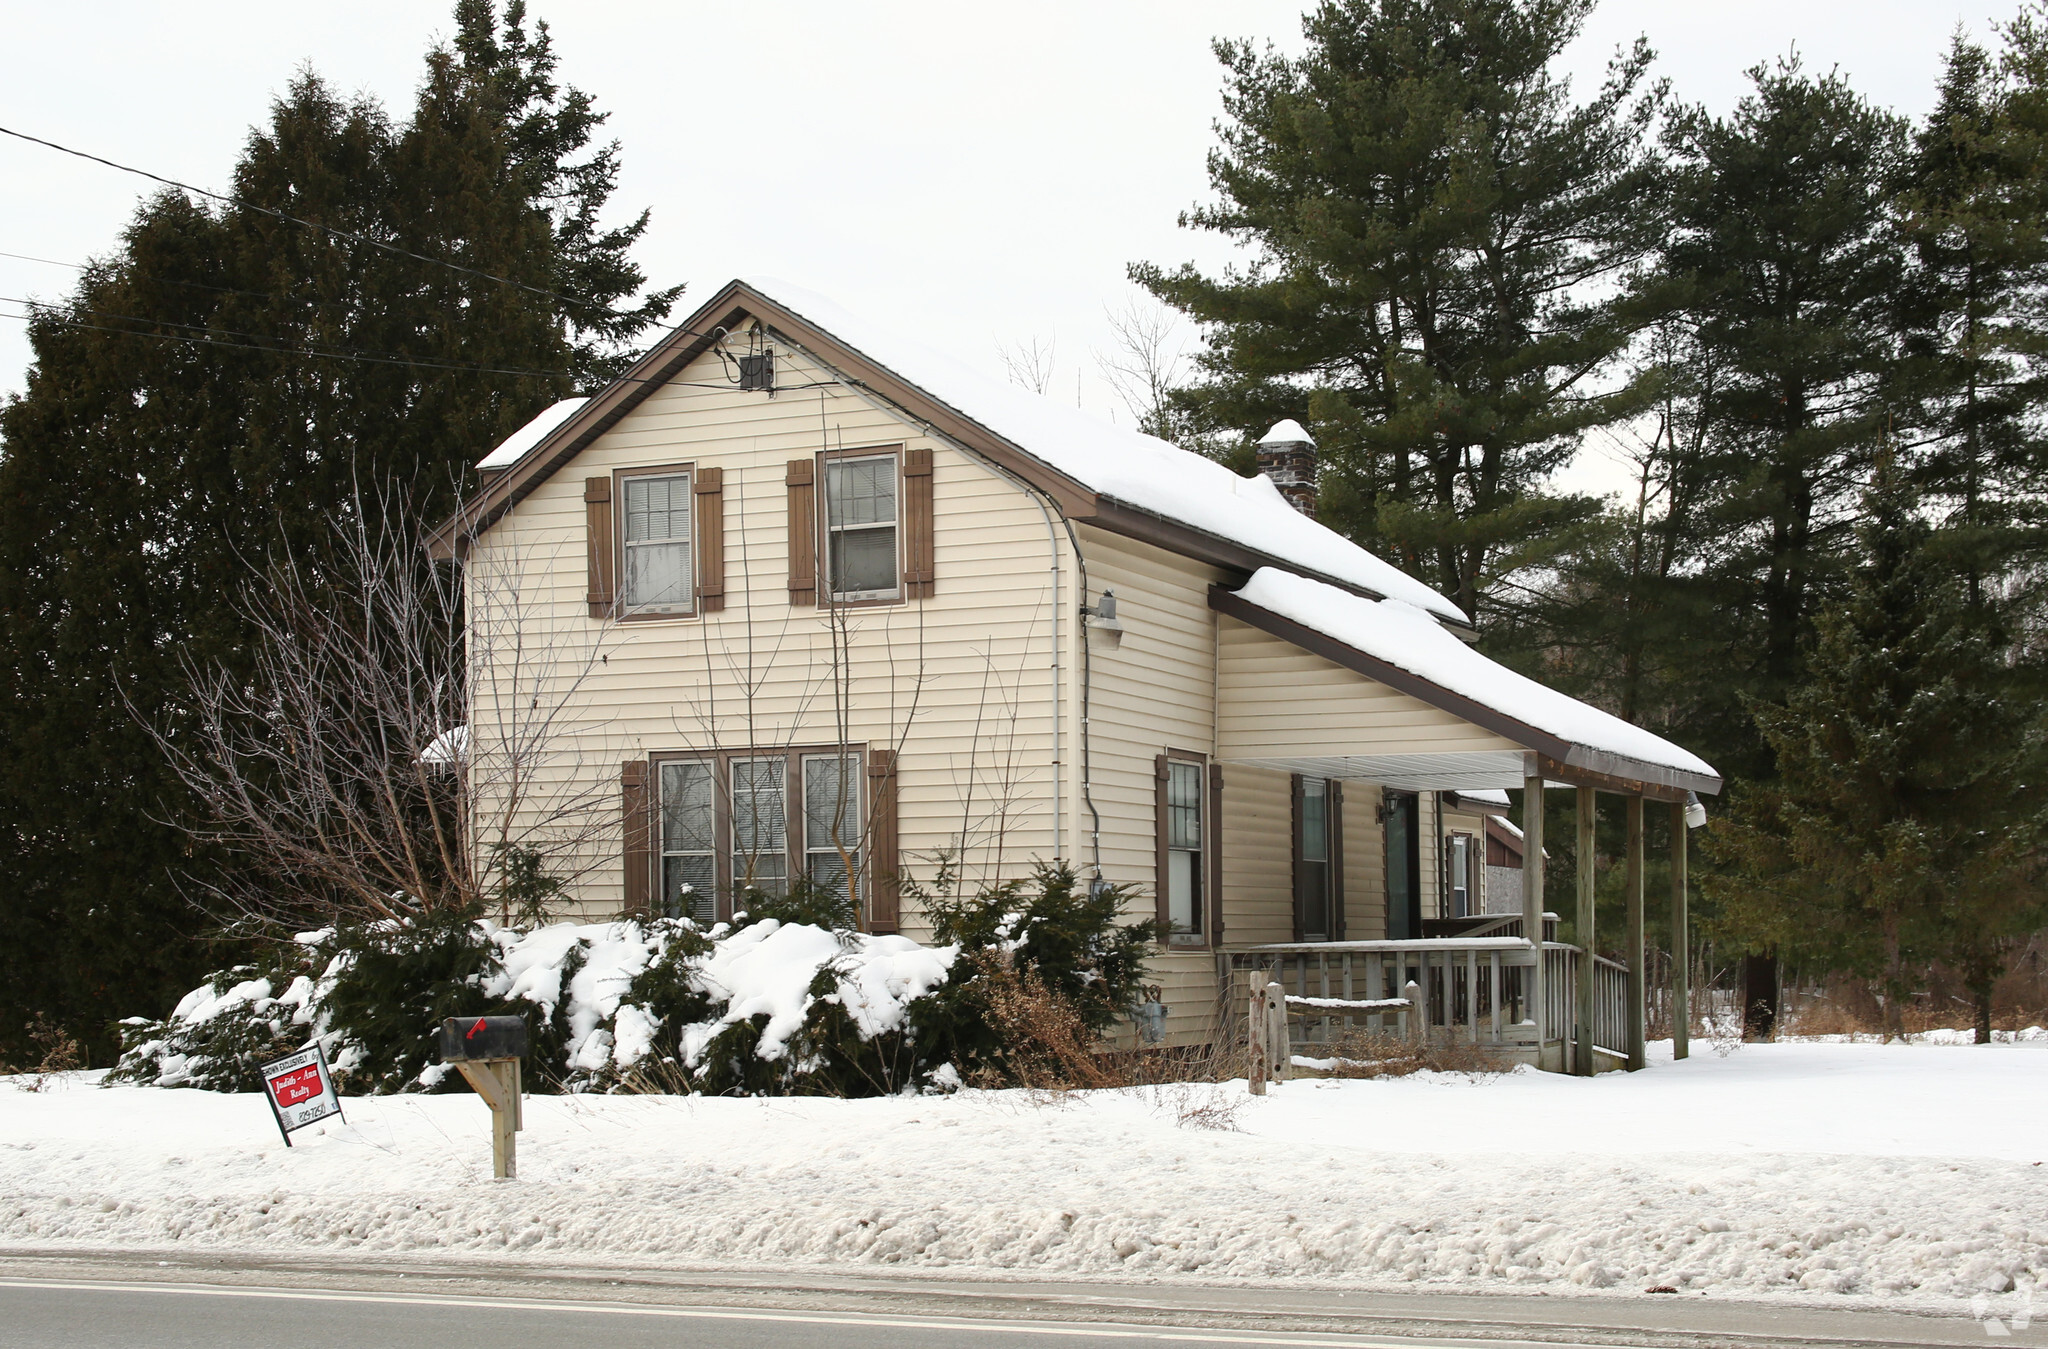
<box><xmin>1068</xmin><ymin>524</ymin><xmax>1222</xmax><ymax>886</ymax></box>
<box><xmin>1216</xmin><ymin>617</ymin><xmax>1527</xmax><ymax>761</ymax></box>
<box><xmin>1219</xmin><ymin>765</ymin><xmax>1293</xmax><ymax>947</ymax></box>
<box><xmin>466</xmin><ymin>340</ymin><xmax>1065</xmax><ymax>935</ymax></box>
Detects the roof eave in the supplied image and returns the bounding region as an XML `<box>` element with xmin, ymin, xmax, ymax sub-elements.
<box><xmin>1210</xmin><ymin>585</ymin><xmax>1721</xmax><ymax>799</ymax></box>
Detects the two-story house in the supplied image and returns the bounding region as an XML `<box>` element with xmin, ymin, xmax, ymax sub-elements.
<box><xmin>434</xmin><ymin>278</ymin><xmax>1721</xmax><ymax>1075</ymax></box>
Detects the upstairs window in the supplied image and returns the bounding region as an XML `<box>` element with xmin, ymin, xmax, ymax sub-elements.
<box><xmin>622</xmin><ymin>472</ymin><xmax>693</xmax><ymax>614</ymax></box>
<box><xmin>824</xmin><ymin>453</ymin><xmax>899</xmax><ymax>600</ymax></box>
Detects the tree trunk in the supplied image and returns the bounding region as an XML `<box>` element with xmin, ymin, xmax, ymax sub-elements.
<box><xmin>1740</xmin><ymin>952</ymin><xmax>1779</xmax><ymax>1040</ymax></box>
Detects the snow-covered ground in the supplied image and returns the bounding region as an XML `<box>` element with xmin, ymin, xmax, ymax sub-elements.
<box><xmin>3</xmin><ymin>1037</ymin><xmax>2043</xmax><ymax>1314</ymax></box>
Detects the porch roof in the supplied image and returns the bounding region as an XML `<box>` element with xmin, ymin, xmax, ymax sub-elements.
<box><xmin>1213</xmin><ymin>569</ymin><xmax>1723</xmax><ymax>799</ymax></box>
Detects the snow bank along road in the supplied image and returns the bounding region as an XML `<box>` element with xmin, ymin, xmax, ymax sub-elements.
<box><xmin>2</xmin><ymin>1039</ymin><xmax>2042</xmax><ymax>1318</ymax></box>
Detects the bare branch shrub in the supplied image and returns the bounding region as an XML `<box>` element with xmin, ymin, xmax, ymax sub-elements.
<box><xmin>145</xmin><ymin>483</ymin><xmax>615</xmax><ymax>933</ymax></box>
<box><xmin>996</xmin><ymin>334</ymin><xmax>1058</xmax><ymax>395</ymax></box>
<box><xmin>1095</xmin><ymin>299</ymin><xmax>1189</xmax><ymax>442</ymax></box>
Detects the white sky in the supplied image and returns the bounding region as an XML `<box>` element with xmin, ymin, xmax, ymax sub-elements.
<box><xmin>0</xmin><ymin>0</ymin><xmax>2022</xmax><ymax>499</ymax></box>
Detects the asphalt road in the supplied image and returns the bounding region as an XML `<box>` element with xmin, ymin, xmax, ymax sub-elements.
<box><xmin>0</xmin><ymin>1256</ymin><xmax>2005</xmax><ymax>1349</ymax></box>
<box><xmin>0</xmin><ymin>1278</ymin><xmax>1584</xmax><ymax>1349</ymax></box>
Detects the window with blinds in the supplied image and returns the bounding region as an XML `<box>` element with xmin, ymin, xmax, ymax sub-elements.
<box><xmin>1164</xmin><ymin>759</ymin><xmax>1204</xmax><ymax>941</ymax></box>
<box><xmin>803</xmin><ymin>754</ymin><xmax>863</xmax><ymax>907</ymax></box>
<box><xmin>658</xmin><ymin>759</ymin><xmax>715</xmax><ymax>922</ymax></box>
<box><xmin>622</xmin><ymin>472</ymin><xmax>693</xmax><ymax>614</ymax></box>
<box><xmin>731</xmin><ymin>756</ymin><xmax>789</xmax><ymax>897</ymax></box>
<box><xmin>824</xmin><ymin>454</ymin><xmax>899</xmax><ymax>599</ymax></box>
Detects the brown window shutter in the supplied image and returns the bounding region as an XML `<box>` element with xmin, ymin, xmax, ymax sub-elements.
<box><xmin>786</xmin><ymin>459</ymin><xmax>816</xmax><ymax>605</ymax></box>
<box><xmin>1329</xmin><ymin>781</ymin><xmax>1346</xmax><ymax>940</ymax></box>
<box><xmin>585</xmin><ymin>477</ymin><xmax>615</xmax><ymax>618</ymax></box>
<box><xmin>694</xmin><ymin>466</ymin><xmax>725</xmax><ymax>613</ymax></box>
<box><xmin>1154</xmin><ymin>754</ymin><xmax>1172</xmax><ymax>943</ymax></box>
<box><xmin>1290</xmin><ymin>774</ymin><xmax>1306</xmax><ymax>943</ymax></box>
<box><xmin>866</xmin><ymin>748</ymin><xmax>899</xmax><ymax>933</ymax></box>
<box><xmin>903</xmin><ymin>447</ymin><xmax>935</xmax><ymax>599</ymax></box>
<box><xmin>622</xmin><ymin>759</ymin><xmax>651</xmax><ymax>916</ymax></box>
<box><xmin>1208</xmin><ymin>763</ymin><xmax>1225</xmax><ymax>943</ymax></box>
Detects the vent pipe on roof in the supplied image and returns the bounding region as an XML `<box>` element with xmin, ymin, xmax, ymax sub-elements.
<box><xmin>1256</xmin><ymin>420</ymin><xmax>1318</xmax><ymax>518</ymax></box>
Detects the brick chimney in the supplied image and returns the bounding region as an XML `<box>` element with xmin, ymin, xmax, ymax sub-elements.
<box><xmin>1256</xmin><ymin>420</ymin><xmax>1318</xmax><ymax>518</ymax></box>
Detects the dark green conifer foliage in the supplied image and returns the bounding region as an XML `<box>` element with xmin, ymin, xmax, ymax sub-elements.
<box><xmin>1132</xmin><ymin>0</ymin><xmax>1665</xmax><ymax>620</ymax></box>
<box><xmin>1708</xmin><ymin>461</ymin><xmax>2047</xmax><ymax>1040</ymax></box>
<box><xmin>0</xmin><ymin>1</ymin><xmax>676</xmax><ymax>1065</ymax></box>
<box><xmin>1657</xmin><ymin>60</ymin><xmax>1910</xmax><ymax>781</ymax></box>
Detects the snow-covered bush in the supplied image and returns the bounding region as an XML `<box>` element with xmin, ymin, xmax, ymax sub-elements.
<box><xmin>111</xmin><ymin>863</ymin><xmax>1155</xmax><ymax>1096</ymax></box>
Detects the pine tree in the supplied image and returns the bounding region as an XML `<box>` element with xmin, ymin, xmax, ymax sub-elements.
<box><xmin>0</xmin><ymin>1</ymin><xmax>676</xmax><ymax>1065</ymax></box>
<box><xmin>1658</xmin><ymin>58</ymin><xmax>1911</xmax><ymax>780</ymax></box>
<box><xmin>1709</xmin><ymin>460</ymin><xmax>2047</xmax><ymax>1040</ymax></box>
<box><xmin>1131</xmin><ymin>0</ymin><xmax>1666</xmax><ymax>621</ymax></box>
<box><xmin>1896</xmin><ymin>33</ymin><xmax>2048</xmax><ymax>607</ymax></box>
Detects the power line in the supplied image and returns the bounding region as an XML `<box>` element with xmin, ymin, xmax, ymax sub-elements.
<box><xmin>0</xmin><ymin>124</ymin><xmax>626</xmax><ymax>315</ymax></box>
<box><xmin>0</xmin><ymin>304</ymin><xmax>836</xmax><ymax>393</ymax></box>
<box><xmin>1</xmin><ymin>246</ymin><xmax>370</xmax><ymax>317</ymax></box>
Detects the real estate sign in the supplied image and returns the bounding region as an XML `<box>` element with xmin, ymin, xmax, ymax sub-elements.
<box><xmin>256</xmin><ymin>1043</ymin><xmax>343</xmax><ymax>1146</ymax></box>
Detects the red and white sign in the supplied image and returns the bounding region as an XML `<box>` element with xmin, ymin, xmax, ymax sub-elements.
<box><xmin>256</xmin><ymin>1044</ymin><xmax>343</xmax><ymax>1145</ymax></box>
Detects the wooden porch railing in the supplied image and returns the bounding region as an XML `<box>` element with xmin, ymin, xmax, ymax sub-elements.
<box><xmin>1221</xmin><ymin>937</ymin><xmax>1631</xmax><ymax>1070</ymax></box>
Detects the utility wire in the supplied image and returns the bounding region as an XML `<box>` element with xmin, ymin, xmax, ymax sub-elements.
<box><xmin>0</xmin><ymin>124</ymin><xmax>620</xmax><ymax>315</ymax></box>
<box><xmin>0</xmin><ymin>304</ymin><xmax>833</xmax><ymax>392</ymax></box>
<box><xmin>2</xmin><ymin>246</ymin><xmax>374</xmax><ymax>317</ymax></box>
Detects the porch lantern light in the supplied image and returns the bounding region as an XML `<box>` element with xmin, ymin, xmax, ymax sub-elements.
<box><xmin>1684</xmin><ymin>791</ymin><xmax>1707</xmax><ymax>830</ymax></box>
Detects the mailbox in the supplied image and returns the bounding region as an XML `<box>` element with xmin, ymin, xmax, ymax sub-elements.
<box><xmin>439</xmin><ymin>1014</ymin><xmax>528</xmax><ymax>1062</ymax></box>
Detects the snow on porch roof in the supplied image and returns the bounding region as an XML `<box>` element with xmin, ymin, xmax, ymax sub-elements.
<box><xmin>1228</xmin><ymin>568</ymin><xmax>1721</xmax><ymax>794</ymax></box>
<box><xmin>740</xmin><ymin>278</ymin><xmax>1470</xmax><ymax>627</ymax></box>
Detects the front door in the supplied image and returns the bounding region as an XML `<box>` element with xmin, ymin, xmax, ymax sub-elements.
<box><xmin>1385</xmin><ymin>790</ymin><xmax>1421</xmax><ymax>939</ymax></box>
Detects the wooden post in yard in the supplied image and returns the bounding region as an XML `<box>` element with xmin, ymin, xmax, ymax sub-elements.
<box><xmin>1671</xmin><ymin>800</ymin><xmax>1690</xmax><ymax>1061</ymax></box>
<box><xmin>1267</xmin><ymin>982</ymin><xmax>1291</xmax><ymax>1083</ymax></box>
<box><xmin>1575</xmin><ymin>786</ymin><xmax>1596</xmax><ymax>1075</ymax></box>
<box><xmin>1247</xmin><ymin>978</ymin><xmax>1268</xmax><ymax>1095</ymax></box>
<box><xmin>1522</xmin><ymin>775</ymin><xmax>1546</xmax><ymax>1070</ymax></box>
<box><xmin>1626</xmin><ymin>795</ymin><xmax>1645</xmax><ymax>1071</ymax></box>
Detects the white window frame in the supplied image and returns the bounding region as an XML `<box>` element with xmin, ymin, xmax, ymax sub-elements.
<box><xmin>823</xmin><ymin>451</ymin><xmax>901</xmax><ymax>602</ymax></box>
<box><xmin>1164</xmin><ymin>758</ymin><xmax>1205</xmax><ymax>945</ymax></box>
<box><xmin>619</xmin><ymin>468</ymin><xmax>694</xmax><ymax>616</ymax></box>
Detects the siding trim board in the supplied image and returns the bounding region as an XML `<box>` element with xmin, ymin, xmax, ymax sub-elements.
<box><xmin>1209</xmin><ymin>586</ymin><xmax>1716</xmax><ymax>798</ymax></box>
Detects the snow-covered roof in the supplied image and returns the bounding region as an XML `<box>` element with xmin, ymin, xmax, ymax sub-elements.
<box><xmin>742</xmin><ymin>278</ymin><xmax>1468</xmax><ymax>626</ymax></box>
<box><xmin>1452</xmin><ymin>788</ymin><xmax>1512</xmax><ymax>809</ymax></box>
<box><xmin>1232</xmin><ymin>568</ymin><xmax>1718</xmax><ymax>787</ymax></box>
<box><xmin>479</xmin><ymin>398</ymin><xmax>589</xmax><ymax>470</ymax></box>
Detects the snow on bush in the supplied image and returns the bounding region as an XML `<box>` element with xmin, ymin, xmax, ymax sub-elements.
<box><xmin>114</xmin><ymin>915</ymin><xmax>958</xmax><ymax>1096</ymax></box>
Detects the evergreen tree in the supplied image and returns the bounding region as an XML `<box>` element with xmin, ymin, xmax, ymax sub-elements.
<box><xmin>1132</xmin><ymin>0</ymin><xmax>1666</xmax><ymax>621</ymax></box>
<box><xmin>1658</xmin><ymin>58</ymin><xmax>1911</xmax><ymax>780</ymax></box>
<box><xmin>0</xmin><ymin>1</ymin><xmax>676</xmax><ymax>1065</ymax></box>
<box><xmin>1896</xmin><ymin>32</ymin><xmax>2048</xmax><ymax>607</ymax></box>
<box><xmin>1709</xmin><ymin>460</ymin><xmax>2047</xmax><ymax>1040</ymax></box>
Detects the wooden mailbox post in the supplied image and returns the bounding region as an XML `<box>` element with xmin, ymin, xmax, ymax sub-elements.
<box><xmin>438</xmin><ymin>1015</ymin><xmax>526</xmax><ymax>1180</ymax></box>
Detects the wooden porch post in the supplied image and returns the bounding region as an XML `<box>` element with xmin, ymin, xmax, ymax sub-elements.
<box><xmin>1671</xmin><ymin>800</ymin><xmax>1690</xmax><ymax>1061</ymax></box>
<box><xmin>1522</xmin><ymin>774</ymin><xmax>1546</xmax><ymax>1065</ymax></box>
<box><xmin>1575</xmin><ymin>786</ymin><xmax>1596</xmax><ymax>1076</ymax></box>
<box><xmin>1626</xmin><ymin>795</ymin><xmax>1645</xmax><ymax>1071</ymax></box>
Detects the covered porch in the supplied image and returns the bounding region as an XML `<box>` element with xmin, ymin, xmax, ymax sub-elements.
<box><xmin>1208</xmin><ymin>571</ymin><xmax>1722</xmax><ymax>1076</ymax></box>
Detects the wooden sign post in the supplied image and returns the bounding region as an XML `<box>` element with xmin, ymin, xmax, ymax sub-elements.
<box><xmin>438</xmin><ymin>1016</ymin><xmax>527</xmax><ymax>1180</ymax></box>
